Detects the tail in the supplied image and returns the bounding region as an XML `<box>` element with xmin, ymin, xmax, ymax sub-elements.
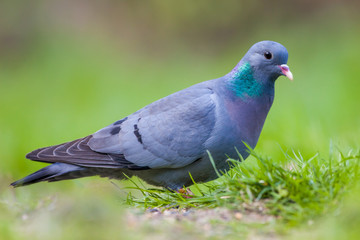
<box><xmin>11</xmin><ymin>163</ymin><xmax>93</xmax><ymax>188</ymax></box>
<box><xmin>11</xmin><ymin>136</ymin><xmax>130</xmax><ymax>187</ymax></box>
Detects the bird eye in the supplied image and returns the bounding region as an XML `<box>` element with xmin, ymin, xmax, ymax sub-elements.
<box><xmin>264</xmin><ymin>51</ymin><xmax>272</xmax><ymax>60</ymax></box>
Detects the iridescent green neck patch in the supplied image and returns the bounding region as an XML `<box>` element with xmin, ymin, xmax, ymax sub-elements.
<box><xmin>228</xmin><ymin>62</ymin><xmax>262</xmax><ymax>99</ymax></box>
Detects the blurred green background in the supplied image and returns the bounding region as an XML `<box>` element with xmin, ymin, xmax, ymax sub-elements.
<box><xmin>0</xmin><ymin>0</ymin><xmax>360</xmax><ymax>239</ymax></box>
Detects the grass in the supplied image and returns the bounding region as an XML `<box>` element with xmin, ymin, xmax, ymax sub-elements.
<box><xmin>2</xmin><ymin>146</ymin><xmax>359</xmax><ymax>240</ymax></box>
<box><xmin>126</xmin><ymin>145</ymin><xmax>360</xmax><ymax>225</ymax></box>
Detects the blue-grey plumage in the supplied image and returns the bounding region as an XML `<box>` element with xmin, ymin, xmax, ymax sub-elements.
<box><xmin>11</xmin><ymin>41</ymin><xmax>292</xmax><ymax>190</ymax></box>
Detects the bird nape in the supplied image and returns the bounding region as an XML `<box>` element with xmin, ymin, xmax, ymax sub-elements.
<box><xmin>11</xmin><ymin>40</ymin><xmax>293</xmax><ymax>191</ymax></box>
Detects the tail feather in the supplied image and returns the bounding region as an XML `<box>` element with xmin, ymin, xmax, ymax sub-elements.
<box><xmin>11</xmin><ymin>163</ymin><xmax>91</xmax><ymax>188</ymax></box>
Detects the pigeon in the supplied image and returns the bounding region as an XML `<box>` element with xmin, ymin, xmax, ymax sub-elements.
<box><xmin>11</xmin><ymin>41</ymin><xmax>293</xmax><ymax>190</ymax></box>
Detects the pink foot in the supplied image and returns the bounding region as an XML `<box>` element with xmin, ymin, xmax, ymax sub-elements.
<box><xmin>177</xmin><ymin>188</ymin><xmax>194</xmax><ymax>198</ymax></box>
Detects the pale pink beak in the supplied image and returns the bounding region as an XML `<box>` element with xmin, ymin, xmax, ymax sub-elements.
<box><xmin>280</xmin><ymin>64</ymin><xmax>293</xmax><ymax>81</ymax></box>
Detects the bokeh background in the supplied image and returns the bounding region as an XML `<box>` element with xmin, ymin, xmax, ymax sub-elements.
<box><xmin>0</xmin><ymin>1</ymin><xmax>359</xmax><ymax>239</ymax></box>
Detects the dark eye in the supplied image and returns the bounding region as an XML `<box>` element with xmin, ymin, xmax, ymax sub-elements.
<box><xmin>264</xmin><ymin>51</ymin><xmax>272</xmax><ymax>60</ymax></box>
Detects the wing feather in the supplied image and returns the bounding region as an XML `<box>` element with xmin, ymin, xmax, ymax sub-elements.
<box><xmin>26</xmin><ymin>136</ymin><xmax>149</xmax><ymax>170</ymax></box>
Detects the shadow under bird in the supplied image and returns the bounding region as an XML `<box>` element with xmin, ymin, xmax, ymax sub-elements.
<box><xmin>11</xmin><ymin>41</ymin><xmax>293</xmax><ymax>190</ymax></box>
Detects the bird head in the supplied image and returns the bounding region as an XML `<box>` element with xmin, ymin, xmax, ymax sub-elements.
<box><xmin>243</xmin><ymin>40</ymin><xmax>293</xmax><ymax>82</ymax></box>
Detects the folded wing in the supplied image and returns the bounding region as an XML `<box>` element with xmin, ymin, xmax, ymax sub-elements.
<box><xmin>27</xmin><ymin>84</ymin><xmax>217</xmax><ymax>170</ymax></box>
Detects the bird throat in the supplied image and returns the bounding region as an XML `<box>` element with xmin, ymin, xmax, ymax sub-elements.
<box><xmin>228</xmin><ymin>62</ymin><xmax>263</xmax><ymax>99</ymax></box>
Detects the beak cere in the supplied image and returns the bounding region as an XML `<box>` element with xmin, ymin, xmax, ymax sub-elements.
<box><xmin>280</xmin><ymin>64</ymin><xmax>293</xmax><ymax>81</ymax></box>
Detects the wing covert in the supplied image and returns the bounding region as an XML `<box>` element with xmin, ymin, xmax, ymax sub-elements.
<box><xmin>89</xmin><ymin>84</ymin><xmax>217</xmax><ymax>169</ymax></box>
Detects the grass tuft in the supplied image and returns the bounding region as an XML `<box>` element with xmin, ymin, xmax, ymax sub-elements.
<box><xmin>126</xmin><ymin>146</ymin><xmax>360</xmax><ymax>225</ymax></box>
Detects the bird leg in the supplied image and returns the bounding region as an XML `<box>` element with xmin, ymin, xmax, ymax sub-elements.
<box><xmin>176</xmin><ymin>187</ymin><xmax>194</xmax><ymax>198</ymax></box>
